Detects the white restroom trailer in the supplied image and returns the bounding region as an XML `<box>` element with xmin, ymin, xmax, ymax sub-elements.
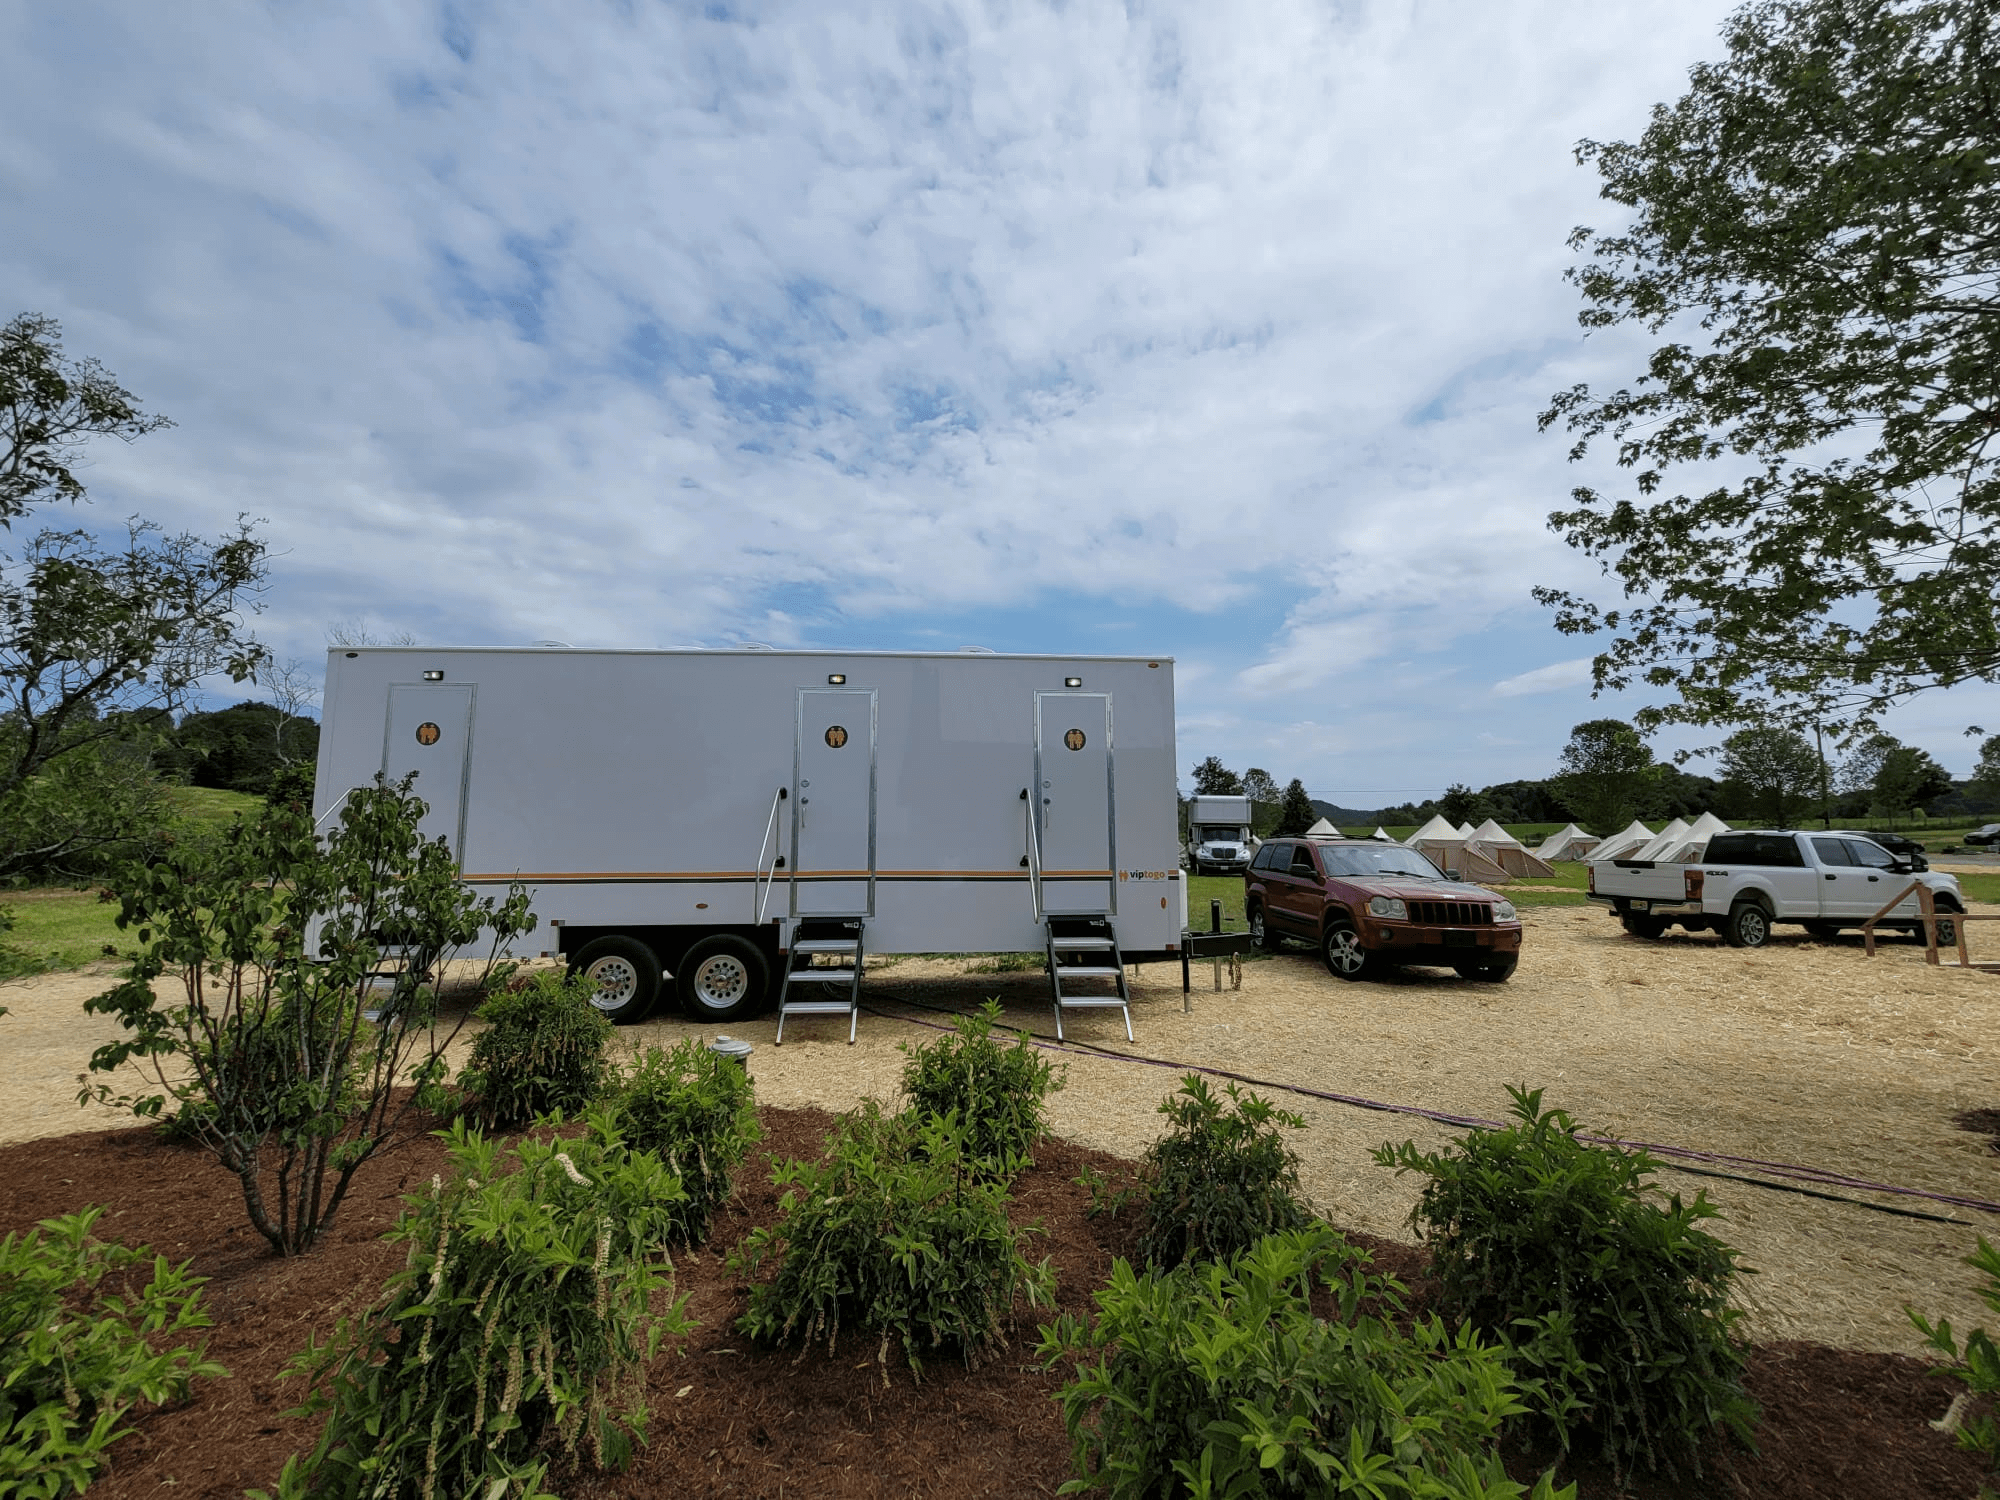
<box><xmin>313</xmin><ymin>647</ymin><xmax>1187</xmax><ymax>1036</ymax></box>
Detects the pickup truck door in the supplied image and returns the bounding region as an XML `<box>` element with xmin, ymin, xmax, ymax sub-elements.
<box><xmin>1844</xmin><ymin>838</ymin><xmax>1917</xmax><ymax>916</ymax></box>
<box><xmin>1760</xmin><ymin>836</ymin><xmax>1824</xmax><ymax>917</ymax></box>
<box><xmin>1809</xmin><ymin>837</ymin><xmax>1869</xmax><ymax>919</ymax></box>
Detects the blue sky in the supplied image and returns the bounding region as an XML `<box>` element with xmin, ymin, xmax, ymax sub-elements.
<box><xmin>8</xmin><ymin>0</ymin><xmax>1997</xmax><ymax>801</ymax></box>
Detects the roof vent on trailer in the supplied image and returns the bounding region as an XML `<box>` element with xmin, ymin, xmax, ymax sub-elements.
<box><xmin>533</xmin><ymin>640</ymin><xmax>571</xmax><ymax>648</ymax></box>
<box><xmin>959</xmin><ymin>645</ymin><xmax>995</xmax><ymax>653</ymax></box>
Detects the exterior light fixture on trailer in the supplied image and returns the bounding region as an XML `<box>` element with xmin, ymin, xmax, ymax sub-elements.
<box><xmin>422</xmin><ymin>670</ymin><xmax>445</xmax><ymax>681</ymax></box>
<box><xmin>827</xmin><ymin>673</ymin><xmax>846</xmax><ymax>684</ymax></box>
<box><xmin>1064</xmin><ymin>676</ymin><xmax>1083</xmax><ymax>688</ymax></box>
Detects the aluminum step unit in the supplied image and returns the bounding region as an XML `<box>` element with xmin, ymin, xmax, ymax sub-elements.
<box><xmin>1044</xmin><ymin>914</ymin><xmax>1133</xmax><ymax>1042</ymax></box>
<box><xmin>775</xmin><ymin>917</ymin><xmax>866</xmax><ymax>1045</ymax></box>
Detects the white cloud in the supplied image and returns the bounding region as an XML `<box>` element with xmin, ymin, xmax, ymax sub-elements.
<box><xmin>1492</xmin><ymin>657</ymin><xmax>1596</xmax><ymax>698</ymax></box>
<box><xmin>0</xmin><ymin>0</ymin><xmax>1748</xmax><ymax>794</ymax></box>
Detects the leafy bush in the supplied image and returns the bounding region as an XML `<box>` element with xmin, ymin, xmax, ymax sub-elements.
<box><xmin>261</xmin><ymin>1111</ymin><xmax>692</xmax><ymax>1500</ymax></box>
<box><xmin>1375</xmin><ymin>1086</ymin><xmax>1755</xmax><ymax>1482</ymax></box>
<box><xmin>729</xmin><ymin>1102</ymin><xmax>1054</xmax><ymax>1380</ymax></box>
<box><xmin>1</xmin><ymin>1207</ymin><xmax>225</xmax><ymax>1499</ymax></box>
<box><xmin>456</xmin><ymin>971</ymin><xmax>615</xmax><ymax>1130</ymax></box>
<box><xmin>1908</xmin><ymin>1235</ymin><xmax>2000</xmax><ymax>1492</ymax></box>
<box><xmin>611</xmin><ymin>1037</ymin><xmax>760</xmax><ymax>1247</ymax></box>
<box><xmin>1137</xmin><ymin>1075</ymin><xmax>1309</xmax><ymax>1269</ymax></box>
<box><xmin>898</xmin><ymin>999</ymin><xmax>1064</xmax><ymax>1175</ymax></box>
<box><xmin>1039</xmin><ymin>1225</ymin><xmax>1573</xmax><ymax>1500</ymax></box>
<box><xmin>81</xmin><ymin>774</ymin><xmax>535</xmax><ymax>1255</ymax></box>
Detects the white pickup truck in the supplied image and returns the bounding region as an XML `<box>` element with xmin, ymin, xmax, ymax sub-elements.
<box><xmin>1588</xmin><ymin>829</ymin><xmax>1965</xmax><ymax>947</ymax></box>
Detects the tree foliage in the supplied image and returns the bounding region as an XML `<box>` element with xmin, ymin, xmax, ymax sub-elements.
<box><xmin>1538</xmin><ymin>0</ymin><xmax>2000</xmax><ymax>734</ymax></box>
<box><xmin>0</xmin><ymin>313</ymin><xmax>173</xmax><ymax>525</ymax></box>
<box><xmin>1189</xmin><ymin>756</ymin><xmax>1243</xmax><ymax>796</ymax></box>
<box><xmin>1718</xmin><ymin>726</ymin><xmax>1822</xmax><ymax>825</ymax></box>
<box><xmin>1551</xmin><ymin>719</ymin><xmax>1659</xmax><ymax>832</ymax></box>
<box><xmin>80</xmin><ymin>775</ymin><xmax>534</xmax><ymax>1256</ymax></box>
<box><xmin>1274</xmin><ymin>777</ymin><xmax>1317</xmax><ymax>836</ymax></box>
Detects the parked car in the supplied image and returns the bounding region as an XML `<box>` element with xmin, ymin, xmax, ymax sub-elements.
<box><xmin>1964</xmin><ymin>824</ymin><xmax>2000</xmax><ymax>847</ymax></box>
<box><xmin>1587</xmin><ymin>829</ymin><xmax>1963</xmax><ymax>946</ymax></box>
<box><xmin>1824</xmin><ymin>829</ymin><xmax>1927</xmax><ymax>870</ymax></box>
<box><xmin>1243</xmin><ymin>836</ymin><xmax>1523</xmax><ymax>982</ymax></box>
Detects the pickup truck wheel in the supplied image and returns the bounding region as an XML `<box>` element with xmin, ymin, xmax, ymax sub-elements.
<box><xmin>569</xmin><ymin>936</ymin><xmax>663</xmax><ymax>1023</ymax></box>
<box><xmin>1453</xmin><ymin>957</ymin><xmax>1517</xmax><ymax>982</ymax></box>
<box><xmin>677</xmin><ymin>935</ymin><xmax>770</xmax><ymax>1022</ymax></box>
<box><xmin>1620</xmin><ymin>913</ymin><xmax>1668</xmax><ymax>939</ymax></box>
<box><xmin>1248</xmin><ymin>904</ymin><xmax>1283</xmax><ymax>952</ymax></box>
<box><xmin>1933</xmin><ymin>898</ymin><xmax>1962</xmax><ymax>947</ymax></box>
<box><xmin>1320</xmin><ymin>918</ymin><xmax>1371</xmax><ymax>981</ymax></box>
<box><xmin>1724</xmin><ymin>901</ymin><xmax>1772</xmax><ymax>949</ymax></box>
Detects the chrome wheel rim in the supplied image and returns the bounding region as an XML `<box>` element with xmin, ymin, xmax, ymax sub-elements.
<box><xmin>1740</xmin><ymin>910</ymin><xmax>1767</xmax><ymax>945</ymax></box>
<box><xmin>584</xmin><ymin>955</ymin><xmax>639</xmax><ymax>1011</ymax></box>
<box><xmin>692</xmin><ymin>954</ymin><xmax>749</xmax><ymax>1009</ymax></box>
<box><xmin>1249</xmin><ymin>910</ymin><xmax>1264</xmax><ymax>943</ymax></box>
<box><xmin>1325</xmin><ymin>929</ymin><xmax>1365</xmax><ymax>974</ymax></box>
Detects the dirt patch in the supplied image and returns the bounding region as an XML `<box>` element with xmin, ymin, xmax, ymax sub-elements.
<box><xmin>1956</xmin><ymin>1107</ymin><xmax>2000</xmax><ymax>1154</ymax></box>
<box><xmin>4</xmin><ymin>910</ymin><xmax>1997</xmax><ymax>1356</ymax></box>
<box><xmin>2</xmin><ymin>1109</ymin><xmax>1991</xmax><ymax>1500</ymax></box>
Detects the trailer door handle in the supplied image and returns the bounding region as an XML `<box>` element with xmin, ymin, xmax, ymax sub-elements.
<box><xmin>1825</xmin><ymin>873</ymin><xmax>1836</xmax><ymax>880</ymax></box>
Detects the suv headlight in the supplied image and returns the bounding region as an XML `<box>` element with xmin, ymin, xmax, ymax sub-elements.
<box><xmin>1367</xmin><ymin>896</ymin><xmax>1408</xmax><ymax>920</ymax></box>
<box><xmin>1492</xmin><ymin>899</ymin><xmax>1518</xmax><ymax>922</ymax></box>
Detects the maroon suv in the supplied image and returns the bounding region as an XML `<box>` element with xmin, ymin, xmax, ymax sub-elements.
<box><xmin>1244</xmin><ymin>837</ymin><xmax>1523</xmax><ymax>981</ymax></box>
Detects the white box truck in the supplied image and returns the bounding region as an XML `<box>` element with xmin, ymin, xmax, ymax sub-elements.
<box><xmin>1186</xmin><ymin>794</ymin><xmax>1255</xmax><ymax>875</ymax></box>
<box><xmin>313</xmin><ymin>647</ymin><xmax>1186</xmax><ymax>1039</ymax></box>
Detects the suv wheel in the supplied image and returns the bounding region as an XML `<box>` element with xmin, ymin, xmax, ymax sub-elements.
<box><xmin>1724</xmin><ymin>901</ymin><xmax>1772</xmax><ymax>949</ymax></box>
<box><xmin>1248</xmin><ymin>904</ymin><xmax>1282</xmax><ymax>952</ymax></box>
<box><xmin>1320</xmin><ymin>917</ymin><xmax>1371</xmax><ymax>981</ymax></box>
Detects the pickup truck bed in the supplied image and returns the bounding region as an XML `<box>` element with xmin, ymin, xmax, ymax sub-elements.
<box><xmin>1588</xmin><ymin>829</ymin><xmax>1964</xmax><ymax>947</ymax></box>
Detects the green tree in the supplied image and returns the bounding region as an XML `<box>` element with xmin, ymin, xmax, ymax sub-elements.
<box><xmin>81</xmin><ymin>776</ymin><xmax>534</xmax><ymax>1256</ymax></box>
<box><xmin>1551</xmin><ymin>719</ymin><xmax>1659</xmax><ymax>832</ymax></box>
<box><xmin>2</xmin><ymin>316</ymin><xmax>268</xmax><ymax>860</ymax></box>
<box><xmin>1873</xmin><ymin>742</ymin><xmax>1953</xmax><ymax>823</ymax></box>
<box><xmin>1275</xmin><ymin>778</ymin><xmax>1316</xmax><ymax>836</ymax></box>
<box><xmin>1436</xmin><ymin>783</ymin><xmax>1485</xmax><ymax>826</ymax></box>
<box><xmin>1971</xmin><ymin>731</ymin><xmax>2000</xmax><ymax>802</ymax></box>
<box><xmin>1719</xmin><ymin>726</ymin><xmax>1821</xmax><ymax>826</ymax></box>
<box><xmin>1190</xmin><ymin>756</ymin><xmax>1243</xmax><ymax>796</ymax></box>
<box><xmin>1537</xmin><ymin>0</ymin><xmax>2000</xmax><ymax>735</ymax></box>
<box><xmin>1241</xmin><ymin>767</ymin><xmax>1279</xmax><ymax>835</ymax></box>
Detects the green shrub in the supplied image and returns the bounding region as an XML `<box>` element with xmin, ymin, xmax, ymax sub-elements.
<box><xmin>1039</xmin><ymin>1225</ymin><xmax>1573</xmax><ymax>1500</ymax></box>
<box><xmin>1137</xmin><ymin>1075</ymin><xmax>1309</xmax><ymax>1269</ymax></box>
<box><xmin>457</xmin><ymin>971</ymin><xmax>615</xmax><ymax>1130</ymax></box>
<box><xmin>1908</xmin><ymin>1235</ymin><xmax>2000</xmax><ymax>1492</ymax></box>
<box><xmin>261</xmin><ymin>1111</ymin><xmax>692</xmax><ymax>1500</ymax></box>
<box><xmin>0</xmin><ymin>1207</ymin><xmax>225</xmax><ymax>1499</ymax></box>
<box><xmin>898</xmin><ymin>999</ymin><xmax>1065</xmax><ymax>1175</ymax></box>
<box><xmin>612</xmin><ymin>1038</ymin><xmax>761</xmax><ymax>1247</ymax></box>
<box><xmin>1375</xmin><ymin>1086</ymin><xmax>1755</xmax><ymax>1482</ymax></box>
<box><xmin>157</xmin><ymin>993</ymin><xmax>365</xmax><ymax>1146</ymax></box>
<box><xmin>729</xmin><ymin>1101</ymin><xmax>1053</xmax><ymax>1380</ymax></box>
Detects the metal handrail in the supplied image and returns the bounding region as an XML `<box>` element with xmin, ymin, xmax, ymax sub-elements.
<box><xmin>754</xmin><ymin>786</ymin><xmax>788</xmax><ymax>925</ymax></box>
<box><xmin>313</xmin><ymin>787</ymin><xmax>359</xmax><ymax>831</ymax></box>
<box><xmin>1022</xmin><ymin>788</ymin><xmax>1045</xmax><ymax>922</ymax></box>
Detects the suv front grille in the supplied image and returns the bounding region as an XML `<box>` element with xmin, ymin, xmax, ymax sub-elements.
<box><xmin>1410</xmin><ymin>900</ymin><xmax>1492</xmax><ymax>925</ymax></box>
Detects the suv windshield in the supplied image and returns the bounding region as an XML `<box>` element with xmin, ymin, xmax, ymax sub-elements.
<box><xmin>1318</xmin><ymin>844</ymin><xmax>1445</xmax><ymax>880</ymax></box>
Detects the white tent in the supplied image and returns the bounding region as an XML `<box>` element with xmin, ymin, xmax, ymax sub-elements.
<box><xmin>1370</xmin><ymin>827</ymin><xmax>1394</xmax><ymax>842</ymax></box>
<box><xmin>1468</xmin><ymin>818</ymin><xmax>1522</xmax><ymax>847</ymax></box>
<box><xmin>1534</xmin><ymin>824</ymin><xmax>1598</xmax><ymax>861</ymax></box>
<box><xmin>1406</xmin><ymin>814</ymin><xmax>1461</xmax><ymax>846</ymax></box>
<box><xmin>1646</xmin><ymin>812</ymin><xmax>1729</xmax><ymax>863</ymax></box>
<box><xmin>1466</xmin><ymin>820</ymin><xmax>1556</xmax><ymax>877</ymax></box>
<box><xmin>1456</xmin><ymin>821</ymin><xmax>1479</xmax><ymax>840</ymax></box>
<box><xmin>1630</xmin><ymin>817</ymin><xmax>1692</xmax><ymax>863</ymax></box>
<box><xmin>1588</xmin><ymin>819</ymin><xmax>1657</xmax><ymax>862</ymax></box>
<box><xmin>1305</xmin><ymin>817</ymin><xmax>1343</xmax><ymax>837</ymax></box>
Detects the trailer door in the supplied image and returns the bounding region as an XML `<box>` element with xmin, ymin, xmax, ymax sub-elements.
<box><xmin>1035</xmin><ymin>692</ymin><xmax>1114</xmax><ymax>914</ymax></box>
<box><xmin>792</xmin><ymin>689</ymin><xmax>877</xmax><ymax>915</ymax></box>
<box><xmin>381</xmin><ymin>683</ymin><xmax>475</xmax><ymax>851</ymax></box>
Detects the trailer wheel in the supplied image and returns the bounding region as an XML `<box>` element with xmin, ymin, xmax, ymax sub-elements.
<box><xmin>1723</xmin><ymin>901</ymin><xmax>1772</xmax><ymax>949</ymax></box>
<box><xmin>570</xmin><ymin>936</ymin><xmax>662</xmax><ymax>1024</ymax></box>
<box><xmin>678</xmin><ymin>935</ymin><xmax>769</xmax><ymax>1023</ymax></box>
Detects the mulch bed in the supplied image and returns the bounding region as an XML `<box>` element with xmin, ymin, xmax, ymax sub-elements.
<box><xmin>0</xmin><ymin>1109</ymin><xmax>1989</xmax><ymax>1500</ymax></box>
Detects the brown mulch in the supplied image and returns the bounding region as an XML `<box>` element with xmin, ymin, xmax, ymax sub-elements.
<box><xmin>0</xmin><ymin>1110</ymin><xmax>1990</xmax><ymax>1500</ymax></box>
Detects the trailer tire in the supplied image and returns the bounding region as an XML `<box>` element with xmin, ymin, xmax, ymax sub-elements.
<box><xmin>1724</xmin><ymin>901</ymin><xmax>1772</xmax><ymax>949</ymax></box>
<box><xmin>677</xmin><ymin>935</ymin><xmax>769</xmax><ymax>1023</ymax></box>
<box><xmin>1248</xmin><ymin>904</ymin><xmax>1282</xmax><ymax>952</ymax></box>
<box><xmin>570</xmin><ymin>936</ymin><xmax>663</xmax><ymax>1024</ymax></box>
<box><xmin>1620</xmin><ymin>913</ymin><xmax>1668</xmax><ymax>940</ymax></box>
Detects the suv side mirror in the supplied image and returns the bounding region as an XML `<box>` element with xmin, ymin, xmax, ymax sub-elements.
<box><xmin>1444</xmin><ymin>867</ymin><xmax>1461</xmax><ymax>882</ymax></box>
